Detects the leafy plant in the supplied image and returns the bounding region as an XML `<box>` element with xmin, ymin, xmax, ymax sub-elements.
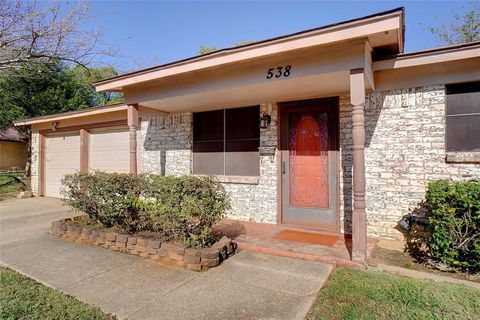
<box><xmin>426</xmin><ymin>180</ymin><xmax>480</xmax><ymax>272</ymax></box>
<box><xmin>61</xmin><ymin>172</ymin><xmax>229</xmax><ymax>247</ymax></box>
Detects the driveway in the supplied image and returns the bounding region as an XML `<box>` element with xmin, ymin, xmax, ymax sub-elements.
<box><xmin>0</xmin><ymin>197</ymin><xmax>333</xmax><ymax>320</ymax></box>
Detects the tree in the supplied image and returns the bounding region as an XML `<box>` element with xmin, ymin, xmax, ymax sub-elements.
<box><xmin>0</xmin><ymin>1</ymin><xmax>117</xmax><ymax>72</ymax></box>
<box><xmin>0</xmin><ymin>62</ymin><xmax>122</xmax><ymax>130</ymax></box>
<box><xmin>429</xmin><ymin>1</ymin><xmax>480</xmax><ymax>45</ymax></box>
<box><xmin>198</xmin><ymin>40</ymin><xmax>257</xmax><ymax>55</ymax></box>
<box><xmin>198</xmin><ymin>46</ymin><xmax>218</xmax><ymax>55</ymax></box>
<box><xmin>0</xmin><ymin>60</ymin><xmax>123</xmax><ymax>175</ymax></box>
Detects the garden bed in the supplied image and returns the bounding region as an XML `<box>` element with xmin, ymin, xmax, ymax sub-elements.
<box><xmin>50</xmin><ymin>216</ymin><xmax>237</xmax><ymax>272</ymax></box>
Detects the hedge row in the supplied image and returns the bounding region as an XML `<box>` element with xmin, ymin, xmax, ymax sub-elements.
<box><xmin>61</xmin><ymin>172</ymin><xmax>230</xmax><ymax>248</ymax></box>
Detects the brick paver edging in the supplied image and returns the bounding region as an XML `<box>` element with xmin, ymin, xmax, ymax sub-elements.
<box><xmin>49</xmin><ymin>218</ymin><xmax>238</xmax><ymax>271</ymax></box>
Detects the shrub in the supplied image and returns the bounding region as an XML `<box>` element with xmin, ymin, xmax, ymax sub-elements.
<box><xmin>61</xmin><ymin>172</ymin><xmax>230</xmax><ymax>247</ymax></box>
<box><xmin>425</xmin><ymin>180</ymin><xmax>480</xmax><ymax>272</ymax></box>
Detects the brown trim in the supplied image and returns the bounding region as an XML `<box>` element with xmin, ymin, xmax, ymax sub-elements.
<box><xmin>38</xmin><ymin>134</ymin><xmax>45</xmax><ymax>196</ymax></box>
<box><xmin>374</xmin><ymin>40</ymin><xmax>480</xmax><ymax>61</ymax></box>
<box><xmin>276</xmin><ymin>102</ymin><xmax>282</xmax><ymax>225</ymax></box>
<box><xmin>127</xmin><ymin>104</ymin><xmax>139</xmax><ymax>175</ymax></box>
<box><xmin>350</xmin><ymin>69</ymin><xmax>367</xmax><ymax>263</ymax></box>
<box><xmin>79</xmin><ymin>129</ymin><xmax>89</xmax><ymax>173</ymax></box>
<box><xmin>350</xmin><ymin>68</ymin><xmax>365</xmax><ymax>75</ymax></box>
<box><xmin>138</xmin><ymin>105</ymin><xmax>170</xmax><ymax>114</ymax></box>
<box><xmin>14</xmin><ymin>103</ymin><xmax>127</xmax><ymax>126</ymax></box>
<box><xmin>39</xmin><ymin>120</ymin><xmax>128</xmax><ymax>135</ymax></box>
<box><xmin>277</xmin><ymin>97</ymin><xmax>340</xmax><ymax>232</ymax></box>
<box><xmin>278</xmin><ymin>97</ymin><xmax>339</xmax><ymax>151</ymax></box>
<box><xmin>277</xmin><ymin>104</ymin><xmax>283</xmax><ymax>225</ymax></box>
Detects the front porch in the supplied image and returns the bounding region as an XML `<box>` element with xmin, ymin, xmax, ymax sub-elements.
<box><xmin>215</xmin><ymin>219</ymin><xmax>377</xmax><ymax>267</ymax></box>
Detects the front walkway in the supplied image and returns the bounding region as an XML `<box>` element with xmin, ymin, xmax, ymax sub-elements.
<box><xmin>0</xmin><ymin>198</ymin><xmax>333</xmax><ymax>320</ymax></box>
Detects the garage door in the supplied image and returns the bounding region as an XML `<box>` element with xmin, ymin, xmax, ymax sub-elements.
<box><xmin>89</xmin><ymin>128</ymin><xmax>130</xmax><ymax>173</ymax></box>
<box><xmin>44</xmin><ymin>133</ymin><xmax>80</xmax><ymax>198</ymax></box>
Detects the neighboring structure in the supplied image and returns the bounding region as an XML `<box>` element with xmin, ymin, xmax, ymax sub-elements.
<box><xmin>15</xmin><ymin>8</ymin><xmax>480</xmax><ymax>262</ymax></box>
<box><xmin>0</xmin><ymin>127</ymin><xmax>28</xmax><ymax>171</ymax></box>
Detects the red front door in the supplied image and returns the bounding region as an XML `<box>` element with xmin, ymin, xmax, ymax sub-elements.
<box><xmin>280</xmin><ymin>98</ymin><xmax>338</xmax><ymax>230</ymax></box>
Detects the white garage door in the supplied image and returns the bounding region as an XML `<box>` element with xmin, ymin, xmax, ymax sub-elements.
<box><xmin>44</xmin><ymin>133</ymin><xmax>80</xmax><ymax>198</ymax></box>
<box><xmin>89</xmin><ymin>129</ymin><xmax>130</xmax><ymax>173</ymax></box>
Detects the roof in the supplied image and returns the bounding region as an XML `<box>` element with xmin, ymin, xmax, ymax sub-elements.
<box><xmin>0</xmin><ymin>127</ymin><xmax>28</xmax><ymax>142</ymax></box>
<box><xmin>375</xmin><ymin>41</ymin><xmax>480</xmax><ymax>61</ymax></box>
<box><xmin>373</xmin><ymin>41</ymin><xmax>480</xmax><ymax>71</ymax></box>
<box><xmin>94</xmin><ymin>7</ymin><xmax>405</xmax><ymax>92</ymax></box>
<box><xmin>14</xmin><ymin>103</ymin><xmax>127</xmax><ymax>126</ymax></box>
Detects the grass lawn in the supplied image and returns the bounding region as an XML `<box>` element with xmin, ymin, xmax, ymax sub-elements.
<box><xmin>0</xmin><ymin>267</ymin><xmax>114</xmax><ymax>320</ymax></box>
<box><xmin>0</xmin><ymin>171</ymin><xmax>29</xmax><ymax>200</ymax></box>
<box><xmin>307</xmin><ymin>268</ymin><xmax>480</xmax><ymax>320</ymax></box>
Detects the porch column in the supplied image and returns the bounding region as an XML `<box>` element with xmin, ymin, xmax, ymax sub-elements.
<box><xmin>127</xmin><ymin>104</ymin><xmax>139</xmax><ymax>175</ymax></box>
<box><xmin>350</xmin><ymin>68</ymin><xmax>367</xmax><ymax>263</ymax></box>
<box><xmin>79</xmin><ymin>129</ymin><xmax>89</xmax><ymax>174</ymax></box>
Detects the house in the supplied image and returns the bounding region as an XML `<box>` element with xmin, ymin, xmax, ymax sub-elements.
<box><xmin>0</xmin><ymin>127</ymin><xmax>28</xmax><ymax>171</ymax></box>
<box><xmin>14</xmin><ymin>8</ymin><xmax>480</xmax><ymax>262</ymax></box>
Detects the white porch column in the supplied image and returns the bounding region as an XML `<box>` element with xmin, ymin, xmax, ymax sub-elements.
<box><xmin>350</xmin><ymin>68</ymin><xmax>367</xmax><ymax>263</ymax></box>
<box><xmin>127</xmin><ymin>104</ymin><xmax>139</xmax><ymax>175</ymax></box>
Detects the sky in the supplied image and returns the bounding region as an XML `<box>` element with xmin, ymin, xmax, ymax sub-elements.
<box><xmin>84</xmin><ymin>1</ymin><xmax>473</xmax><ymax>71</ymax></box>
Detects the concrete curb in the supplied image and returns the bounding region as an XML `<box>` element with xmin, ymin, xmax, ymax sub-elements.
<box><xmin>368</xmin><ymin>263</ymin><xmax>480</xmax><ymax>290</ymax></box>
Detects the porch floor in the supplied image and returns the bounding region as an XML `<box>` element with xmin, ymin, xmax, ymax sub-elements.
<box><xmin>215</xmin><ymin>220</ymin><xmax>377</xmax><ymax>267</ymax></box>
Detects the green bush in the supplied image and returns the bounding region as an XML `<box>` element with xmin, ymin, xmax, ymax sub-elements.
<box><xmin>426</xmin><ymin>180</ymin><xmax>480</xmax><ymax>272</ymax></box>
<box><xmin>61</xmin><ymin>172</ymin><xmax>230</xmax><ymax>247</ymax></box>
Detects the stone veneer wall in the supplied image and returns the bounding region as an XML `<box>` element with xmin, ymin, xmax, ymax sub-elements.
<box><xmin>30</xmin><ymin>131</ymin><xmax>39</xmax><ymax>196</ymax></box>
<box><xmin>340</xmin><ymin>85</ymin><xmax>480</xmax><ymax>239</ymax></box>
<box><xmin>140</xmin><ymin>104</ymin><xmax>279</xmax><ymax>224</ymax></box>
<box><xmin>222</xmin><ymin>103</ymin><xmax>278</xmax><ymax>223</ymax></box>
<box><xmin>30</xmin><ymin>85</ymin><xmax>479</xmax><ymax>239</ymax></box>
<box><xmin>140</xmin><ymin>113</ymin><xmax>192</xmax><ymax>176</ymax></box>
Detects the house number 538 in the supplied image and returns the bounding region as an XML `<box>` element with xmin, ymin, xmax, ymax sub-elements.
<box><xmin>266</xmin><ymin>65</ymin><xmax>291</xmax><ymax>79</ymax></box>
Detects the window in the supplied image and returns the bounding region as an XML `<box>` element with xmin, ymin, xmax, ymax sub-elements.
<box><xmin>446</xmin><ymin>81</ymin><xmax>480</xmax><ymax>152</ymax></box>
<box><xmin>193</xmin><ymin>106</ymin><xmax>260</xmax><ymax>176</ymax></box>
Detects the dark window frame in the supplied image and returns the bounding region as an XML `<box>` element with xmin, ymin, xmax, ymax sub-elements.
<box><xmin>193</xmin><ymin>106</ymin><xmax>260</xmax><ymax>176</ymax></box>
<box><xmin>445</xmin><ymin>81</ymin><xmax>480</xmax><ymax>152</ymax></box>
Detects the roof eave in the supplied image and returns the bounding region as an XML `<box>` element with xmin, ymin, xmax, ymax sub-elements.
<box><xmin>373</xmin><ymin>42</ymin><xmax>480</xmax><ymax>71</ymax></box>
<box><xmin>14</xmin><ymin>104</ymin><xmax>128</xmax><ymax>126</ymax></box>
<box><xmin>94</xmin><ymin>8</ymin><xmax>404</xmax><ymax>92</ymax></box>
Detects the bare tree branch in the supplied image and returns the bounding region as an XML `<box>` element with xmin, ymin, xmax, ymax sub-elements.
<box><xmin>0</xmin><ymin>0</ymin><xmax>119</xmax><ymax>73</ymax></box>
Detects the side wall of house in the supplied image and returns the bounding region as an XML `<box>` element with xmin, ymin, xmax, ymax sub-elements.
<box><xmin>340</xmin><ymin>85</ymin><xmax>480</xmax><ymax>239</ymax></box>
<box><xmin>139</xmin><ymin>104</ymin><xmax>279</xmax><ymax>223</ymax></box>
<box><xmin>0</xmin><ymin>140</ymin><xmax>28</xmax><ymax>171</ymax></box>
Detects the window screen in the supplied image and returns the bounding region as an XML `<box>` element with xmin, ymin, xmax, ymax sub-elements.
<box><xmin>193</xmin><ymin>106</ymin><xmax>260</xmax><ymax>176</ymax></box>
<box><xmin>446</xmin><ymin>81</ymin><xmax>480</xmax><ymax>152</ymax></box>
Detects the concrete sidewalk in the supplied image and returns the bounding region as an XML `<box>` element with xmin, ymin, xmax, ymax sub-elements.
<box><xmin>0</xmin><ymin>198</ymin><xmax>333</xmax><ymax>320</ymax></box>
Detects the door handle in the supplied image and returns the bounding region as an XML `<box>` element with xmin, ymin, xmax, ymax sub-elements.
<box><xmin>282</xmin><ymin>161</ymin><xmax>286</xmax><ymax>174</ymax></box>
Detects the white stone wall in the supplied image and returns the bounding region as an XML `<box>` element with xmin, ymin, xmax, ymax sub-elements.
<box><xmin>341</xmin><ymin>85</ymin><xmax>480</xmax><ymax>239</ymax></box>
<box><xmin>29</xmin><ymin>85</ymin><xmax>479</xmax><ymax>240</ymax></box>
<box><xmin>223</xmin><ymin>104</ymin><xmax>278</xmax><ymax>223</ymax></box>
<box><xmin>140</xmin><ymin>113</ymin><xmax>192</xmax><ymax>176</ymax></box>
<box><xmin>30</xmin><ymin>131</ymin><xmax>39</xmax><ymax>195</ymax></box>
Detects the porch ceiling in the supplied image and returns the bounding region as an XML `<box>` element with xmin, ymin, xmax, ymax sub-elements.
<box><xmin>135</xmin><ymin>71</ymin><xmax>350</xmax><ymax>112</ymax></box>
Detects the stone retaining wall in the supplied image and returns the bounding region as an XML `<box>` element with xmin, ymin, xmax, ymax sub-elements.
<box><xmin>50</xmin><ymin>219</ymin><xmax>237</xmax><ymax>271</ymax></box>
